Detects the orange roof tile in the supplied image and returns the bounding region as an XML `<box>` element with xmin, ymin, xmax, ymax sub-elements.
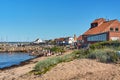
<box><xmin>84</xmin><ymin>19</ymin><xmax>118</xmax><ymax>35</ymax></box>
<box><xmin>55</xmin><ymin>38</ymin><xmax>65</xmax><ymax>41</ymax></box>
<box><xmin>92</xmin><ymin>18</ymin><xmax>105</xmax><ymax>23</ymax></box>
<box><xmin>77</xmin><ymin>35</ymin><xmax>83</xmax><ymax>40</ymax></box>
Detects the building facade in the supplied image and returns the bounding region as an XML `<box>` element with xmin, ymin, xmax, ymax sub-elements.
<box><xmin>78</xmin><ymin>18</ymin><xmax>120</xmax><ymax>44</ymax></box>
<box><xmin>54</xmin><ymin>35</ymin><xmax>77</xmax><ymax>46</ymax></box>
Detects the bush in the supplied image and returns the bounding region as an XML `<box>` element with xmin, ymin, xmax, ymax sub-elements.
<box><xmin>50</xmin><ymin>46</ymin><xmax>65</xmax><ymax>53</ymax></box>
<box><xmin>89</xmin><ymin>41</ymin><xmax>120</xmax><ymax>50</ymax></box>
<box><xmin>87</xmin><ymin>48</ymin><xmax>120</xmax><ymax>63</ymax></box>
<box><xmin>74</xmin><ymin>49</ymin><xmax>90</xmax><ymax>59</ymax></box>
<box><xmin>89</xmin><ymin>43</ymin><xmax>103</xmax><ymax>50</ymax></box>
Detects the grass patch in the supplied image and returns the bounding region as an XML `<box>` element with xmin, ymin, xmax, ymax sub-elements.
<box><xmin>33</xmin><ymin>57</ymin><xmax>62</xmax><ymax>74</ymax></box>
<box><xmin>33</xmin><ymin>50</ymin><xmax>79</xmax><ymax>75</ymax></box>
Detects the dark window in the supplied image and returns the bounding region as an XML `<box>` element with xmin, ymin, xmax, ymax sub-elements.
<box><xmin>91</xmin><ymin>23</ymin><xmax>98</xmax><ymax>28</ymax></box>
<box><xmin>110</xmin><ymin>28</ymin><xmax>113</xmax><ymax>31</ymax></box>
<box><xmin>115</xmin><ymin>28</ymin><xmax>119</xmax><ymax>31</ymax></box>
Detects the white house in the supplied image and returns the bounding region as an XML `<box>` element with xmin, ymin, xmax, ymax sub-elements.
<box><xmin>65</xmin><ymin>37</ymin><xmax>74</xmax><ymax>45</ymax></box>
<box><xmin>33</xmin><ymin>38</ymin><xmax>43</xmax><ymax>44</ymax></box>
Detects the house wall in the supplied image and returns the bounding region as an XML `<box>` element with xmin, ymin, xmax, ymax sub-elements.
<box><xmin>109</xmin><ymin>32</ymin><xmax>120</xmax><ymax>40</ymax></box>
<box><xmin>104</xmin><ymin>20</ymin><xmax>120</xmax><ymax>32</ymax></box>
<box><xmin>64</xmin><ymin>37</ymin><xmax>74</xmax><ymax>45</ymax></box>
<box><xmin>68</xmin><ymin>38</ymin><xmax>74</xmax><ymax>44</ymax></box>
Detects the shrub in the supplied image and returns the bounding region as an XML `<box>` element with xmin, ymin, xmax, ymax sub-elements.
<box><xmin>87</xmin><ymin>48</ymin><xmax>119</xmax><ymax>63</ymax></box>
<box><xmin>99</xmin><ymin>54</ymin><xmax>109</xmax><ymax>62</ymax></box>
<box><xmin>74</xmin><ymin>49</ymin><xmax>90</xmax><ymax>59</ymax></box>
<box><xmin>88</xmin><ymin>53</ymin><xmax>97</xmax><ymax>59</ymax></box>
<box><xmin>50</xmin><ymin>46</ymin><xmax>65</xmax><ymax>53</ymax></box>
<box><xmin>89</xmin><ymin>41</ymin><xmax>120</xmax><ymax>50</ymax></box>
<box><xmin>89</xmin><ymin>42</ymin><xmax>103</xmax><ymax>50</ymax></box>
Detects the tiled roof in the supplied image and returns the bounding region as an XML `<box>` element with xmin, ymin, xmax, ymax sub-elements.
<box><xmin>77</xmin><ymin>35</ymin><xmax>82</xmax><ymax>40</ymax></box>
<box><xmin>84</xmin><ymin>19</ymin><xmax>118</xmax><ymax>35</ymax></box>
<box><xmin>55</xmin><ymin>37</ymin><xmax>70</xmax><ymax>41</ymax></box>
<box><xmin>55</xmin><ymin>38</ymin><xmax>65</xmax><ymax>41</ymax></box>
<box><xmin>92</xmin><ymin>18</ymin><xmax>105</xmax><ymax>23</ymax></box>
<box><xmin>77</xmin><ymin>18</ymin><xmax>120</xmax><ymax>41</ymax></box>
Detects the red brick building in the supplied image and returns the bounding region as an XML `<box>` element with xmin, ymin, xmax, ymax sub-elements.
<box><xmin>78</xmin><ymin>18</ymin><xmax>120</xmax><ymax>44</ymax></box>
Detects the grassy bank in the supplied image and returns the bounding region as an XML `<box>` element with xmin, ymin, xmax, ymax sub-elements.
<box><xmin>31</xmin><ymin>49</ymin><xmax>82</xmax><ymax>75</ymax></box>
<box><xmin>33</xmin><ymin>51</ymin><xmax>77</xmax><ymax>75</ymax></box>
<box><xmin>33</xmin><ymin>41</ymin><xmax>120</xmax><ymax>75</ymax></box>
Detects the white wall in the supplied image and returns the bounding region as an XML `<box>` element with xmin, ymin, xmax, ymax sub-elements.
<box><xmin>68</xmin><ymin>38</ymin><xmax>74</xmax><ymax>44</ymax></box>
<box><xmin>110</xmin><ymin>37</ymin><xmax>119</xmax><ymax>41</ymax></box>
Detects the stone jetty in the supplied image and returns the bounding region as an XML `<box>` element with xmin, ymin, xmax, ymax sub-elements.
<box><xmin>0</xmin><ymin>43</ymin><xmax>43</xmax><ymax>53</ymax></box>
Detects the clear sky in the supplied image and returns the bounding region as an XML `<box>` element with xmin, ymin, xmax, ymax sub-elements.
<box><xmin>0</xmin><ymin>0</ymin><xmax>120</xmax><ymax>42</ymax></box>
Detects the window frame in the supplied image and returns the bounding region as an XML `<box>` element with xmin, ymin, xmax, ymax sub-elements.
<box><xmin>110</xmin><ymin>28</ymin><xmax>114</xmax><ymax>31</ymax></box>
<box><xmin>115</xmin><ymin>28</ymin><xmax>119</xmax><ymax>32</ymax></box>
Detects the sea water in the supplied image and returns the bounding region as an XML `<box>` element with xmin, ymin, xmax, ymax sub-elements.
<box><xmin>0</xmin><ymin>53</ymin><xmax>35</xmax><ymax>69</ymax></box>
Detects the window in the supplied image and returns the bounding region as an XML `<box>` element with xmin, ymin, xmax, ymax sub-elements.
<box><xmin>87</xmin><ymin>33</ymin><xmax>107</xmax><ymax>41</ymax></box>
<box><xmin>91</xmin><ymin>23</ymin><xmax>98</xmax><ymax>28</ymax></box>
<box><xmin>115</xmin><ymin>28</ymin><xmax>119</xmax><ymax>32</ymax></box>
<box><xmin>110</xmin><ymin>28</ymin><xmax>113</xmax><ymax>31</ymax></box>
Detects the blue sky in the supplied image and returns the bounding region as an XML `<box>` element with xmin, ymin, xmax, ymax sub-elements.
<box><xmin>0</xmin><ymin>0</ymin><xmax>120</xmax><ymax>41</ymax></box>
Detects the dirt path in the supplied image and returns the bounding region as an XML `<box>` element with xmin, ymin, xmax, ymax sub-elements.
<box><xmin>0</xmin><ymin>50</ymin><xmax>73</xmax><ymax>80</ymax></box>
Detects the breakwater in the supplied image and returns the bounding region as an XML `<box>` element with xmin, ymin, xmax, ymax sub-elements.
<box><xmin>0</xmin><ymin>43</ymin><xmax>43</xmax><ymax>53</ymax></box>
